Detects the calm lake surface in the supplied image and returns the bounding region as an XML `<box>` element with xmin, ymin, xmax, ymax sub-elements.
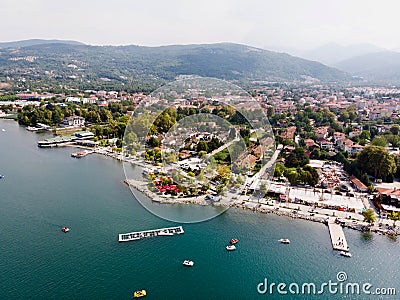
<box><xmin>0</xmin><ymin>120</ymin><xmax>399</xmax><ymax>299</ymax></box>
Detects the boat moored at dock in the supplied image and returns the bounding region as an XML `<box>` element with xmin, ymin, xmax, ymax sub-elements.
<box><xmin>38</xmin><ymin>136</ymin><xmax>77</xmax><ymax>148</ymax></box>
<box><xmin>118</xmin><ymin>226</ymin><xmax>184</xmax><ymax>242</ymax></box>
<box><xmin>340</xmin><ymin>251</ymin><xmax>352</xmax><ymax>257</ymax></box>
<box><xmin>26</xmin><ymin>126</ymin><xmax>40</xmax><ymax>131</ymax></box>
<box><xmin>38</xmin><ymin>131</ymin><xmax>96</xmax><ymax>148</ymax></box>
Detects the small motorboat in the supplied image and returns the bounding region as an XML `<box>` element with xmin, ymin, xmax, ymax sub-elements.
<box><xmin>61</xmin><ymin>226</ymin><xmax>70</xmax><ymax>233</ymax></box>
<box><xmin>226</xmin><ymin>245</ymin><xmax>236</xmax><ymax>251</ymax></box>
<box><xmin>340</xmin><ymin>251</ymin><xmax>352</xmax><ymax>257</ymax></box>
<box><xmin>183</xmin><ymin>260</ymin><xmax>194</xmax><ymax>267</ymax></box>
<box><xmin>71</xmin><ymin>151</ymin><xmax>88</xmax><ymax>158</ymax></box>
<box><xmin>1</xmin><ymin>129</ymin><xmax>5</xmax><ymax>132</ymax></box>
<box><xmin>0</xmin><ymin>175</ymin><xmax>4</xmax><ymax>179</ymax></box>
<box><xmin>230</xmin><ymin>238</ymin><xmax>238</xmax><ymax>245</ymax></box>
<box><xmin>133</xmin><ymin>289</ymin><xmax>147</xmax><ymax>298</ymax></box>
<box><xmin>279</xmin><ymin>238</ymin><xmax>290</xmax><ymax>244</ymax></box>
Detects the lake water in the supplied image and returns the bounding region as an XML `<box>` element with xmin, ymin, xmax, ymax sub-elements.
<box><xmin>0</xmin><ymin>120</ymin><xmax>399</xmax><ymax>299</ymax></box>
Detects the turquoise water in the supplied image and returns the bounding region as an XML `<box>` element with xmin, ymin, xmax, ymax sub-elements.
<box><xmin>0</xmin><ymin>120</ymin><xmax>399</xmax><ymax>299</ymax></box>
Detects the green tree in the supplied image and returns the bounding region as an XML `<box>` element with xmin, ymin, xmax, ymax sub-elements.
<box><xmin>363</xmin><ymin>209</ymin><xmax>376</xmax><ymax>224</ymax></box>
<box><xmin>371</xmin><ymin>137</ymin><xmax>387</xmax><ymax>147</ymax></box>
<box><xmin>148</xmin><ymin>136</ymin><xmax>161</xmax><ymax>147</ymax></box>
<box><xmin>274</xmin><ymin>162</ymin><xmax>286</xmax><ymax>177</ymax></box>
<box><xmin>357</xmin><ymin>146</ymin><xmax>396</xmax><ymax>179</ymax></box>
<box><xmin>153</xmin><ymin>109</ymin><xmax>176</xmax><ymax>133</ymax></box>
<box><xmin>388</xmin><ymin>212</ymin><xmax>400</xmax><ymax>227</ymax></box>
<box><xmin>165</xmin><ymin>153</ymin><xmax>177</xmax><ymax>163</ymax></box>
<box><xmin>285</xmin><ymin>147</ymin><xmax>309</xmax><ymax>168</ymax></box>
<box><xmin>302</xmin><ymin>165</ymin><xmax>319</xmax><ymax>186</ymax></box>
<box><xmin>390</xmin><ymin>124</ymin><xmax>400</xmax><ymax>136</ymax></box>
<box><xmin>196</xmin><ymin>141</ymin><xmax>209</xmax><ymax>153</ymax></box>
<box><xmin>216</xmin><ymin>165</ymin><xmax>231</xmax><ymax>184</ymax></box>
<box><xmin>284</xmin><ymin>168</ymin><xmax>299</xmax><ymax>185</ymax></box>
<box><xmin>385</xmin><ymin>134</ymin><xmax>400</xmax><ymax>149</ymax></box>
<box><xmin>359</xmin><ymin>130</ymin><xmax>371</xmax><ymax>140</ymax></box>
<box><xmin>259</xmin><ymin>182</ymin><xmax>268</xmax><ymax>196</ymax></box>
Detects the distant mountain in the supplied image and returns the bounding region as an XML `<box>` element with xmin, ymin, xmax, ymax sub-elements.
<box><xmin>0</xmin><ymin>39</ymin><xmax>85</xmax><ymax>49</ymax></box>
<box><xmin>334</xmin><ymin>51</ymin><xmax>400</xmax><ymax>82</ymax></box>
<box><xmin>0</xmin><ymin>42</ymin><xmax>350</xmax><ymax>90</ymax></box>
<box><xmin>297</xmin><ymin>43</ymin><xmax>387</xmax><ymax>66</ymax></box>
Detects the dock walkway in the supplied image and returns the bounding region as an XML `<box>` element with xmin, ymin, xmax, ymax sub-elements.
<box><xmin>118</xmin><ymin>226</ymin><xmax>184</xmax><ymax>242</ymax></box>
<box><xmin>327</xmin><ymin>218</ymin><xmax>349</xmax><ymax>251</ymax></box>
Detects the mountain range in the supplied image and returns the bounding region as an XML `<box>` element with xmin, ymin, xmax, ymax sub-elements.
<box><xmin>295</xmin><ymin>42</ymin><xmax>387</xmax><ymax>66</ymax></box>
<box><xmin>267</xmin><ymin>42</ymin><xmax>400</xmax><ymax>84</ymax></box>
<box><xmin>0</xmin><ymin>39</ymin><xmax>85</xmax><ymax>49</ymax></box>
<box><xmin>0</xmin><ymin>40</ymin><xmax>350</xmax><ymax>90</ymax></box>
<box><xmin>333</xmin><ymin>51</ymin><xmax>400</xmax><ymax>82</ymax></box>
<box><xmin>3</xmin><ymin>39</ymin><xmax>400</xmax><ymax>87</ymax></box>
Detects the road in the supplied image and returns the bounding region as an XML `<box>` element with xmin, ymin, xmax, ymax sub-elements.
<box><xmin>206</xmin><ymin>136</ymin><xmax>240</xmax><ymax>158</ymax></box>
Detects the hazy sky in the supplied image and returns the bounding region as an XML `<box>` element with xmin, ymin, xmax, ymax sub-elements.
<box><xmin>2</xmin><ymin>0</ymin><xmax>400</xmax><ymax>50</ymax></box>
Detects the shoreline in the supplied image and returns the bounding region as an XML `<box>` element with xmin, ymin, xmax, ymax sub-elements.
<box><xmin>123</xmin><ymin>178</ymin><xmax>399</xmax><ymax>237</ymax></box>
<box><xmin>44</xmin><ymin>140</ymin><xmax>400</xmax><ymax>237</ymax></box>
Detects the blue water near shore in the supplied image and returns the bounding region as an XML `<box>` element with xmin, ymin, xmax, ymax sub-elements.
<box><xmin>0</xmin><ymin>120</ymin><xmax>399</xmax><ymax>299</ymax></box>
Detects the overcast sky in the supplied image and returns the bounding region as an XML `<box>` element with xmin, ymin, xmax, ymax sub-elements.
<box><xmin>2</xmin><ymin>0</ymin><xmax>400</xmax><ymax>51</ymax></box>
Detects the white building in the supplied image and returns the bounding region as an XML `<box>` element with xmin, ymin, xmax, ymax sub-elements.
<box><xmin>63</xmin><ymin>116</ymin><xmax>85</xmax><ymax>127</ymax></box>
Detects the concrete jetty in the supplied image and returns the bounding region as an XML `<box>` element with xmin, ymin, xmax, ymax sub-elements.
<box><xmin>327</xmin><ymin>218</ymin><xmax>349</xmax><ymax>251</ymax></box>
<box><xmin>118</xmin><ymin>226</ymin><xmax>184</xmax><ymax>242</ymax></box>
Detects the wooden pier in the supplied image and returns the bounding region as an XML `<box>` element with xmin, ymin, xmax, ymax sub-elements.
<box><xmin>118</xmin><ymin>226</ymin><xmax>184</xmax><ymax>242</ymax></box>
<box><xmin>327</xmin><ymin>218</ymin><xmax>349</xmax><ymax>251</ymax></box>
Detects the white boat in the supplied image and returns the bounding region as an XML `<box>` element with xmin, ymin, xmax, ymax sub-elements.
<box><xmin>71</xmin><ymin>150</ymin><xmax>89</xmax><ymax>158</ymax></box>
<box><xmin>183</xmin><ymin>260</ymin><xmax>194</xmax><ymax>267</ymax></box>
<box><xmin>1</xmin><ymin>129</ymin><xmax>5</xmax><ymax>132</ymax></box>
<box><xmin>340</xmin><ymin>251</ymin><xmax>352</xmax><ymax>257</ymax></box>
<box><xmin>279</xmin><ymin>238</ymin><xmax>290</xmax><ymax>244</ymax></box>
<box><xmin>226</xmin><ymin>245</ymin><xmax>236</xmax><ymax>251</ymax></box>
<box><xmin>0</xmin><ymin>175</ymin><xmax>4</xmax><ymax>179</ymax></box>
<box><xmin>61</xmin><ymin>226</ymin><xmax>70</xmax><ymax>233</ymax></box>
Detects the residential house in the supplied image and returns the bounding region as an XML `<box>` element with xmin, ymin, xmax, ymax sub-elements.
<box><xmin>315</xmin><ymin>126</ymin><xmax>330</xmax><ymax>139</ymax></box>
<box><xmin>63</xmin><ymin>116</ymin><xmax>85</xmax><ymax>127</ymax></box>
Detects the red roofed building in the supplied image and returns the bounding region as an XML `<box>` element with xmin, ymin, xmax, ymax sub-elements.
<box><xmin>349</xmin><ymin>175</ymin><xmax>368</xmax><ymax>192</ymax></box>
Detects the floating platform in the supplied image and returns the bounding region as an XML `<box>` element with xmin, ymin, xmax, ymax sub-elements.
<box><xmin>118</xmin><ymin>226</ymin><xmax>184</xmax><ymax>242</ymax></box>
<box><xmin>327</xmin><ymin>218</ymin><xmax>349</xmax><ymax>252</ymax></box>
